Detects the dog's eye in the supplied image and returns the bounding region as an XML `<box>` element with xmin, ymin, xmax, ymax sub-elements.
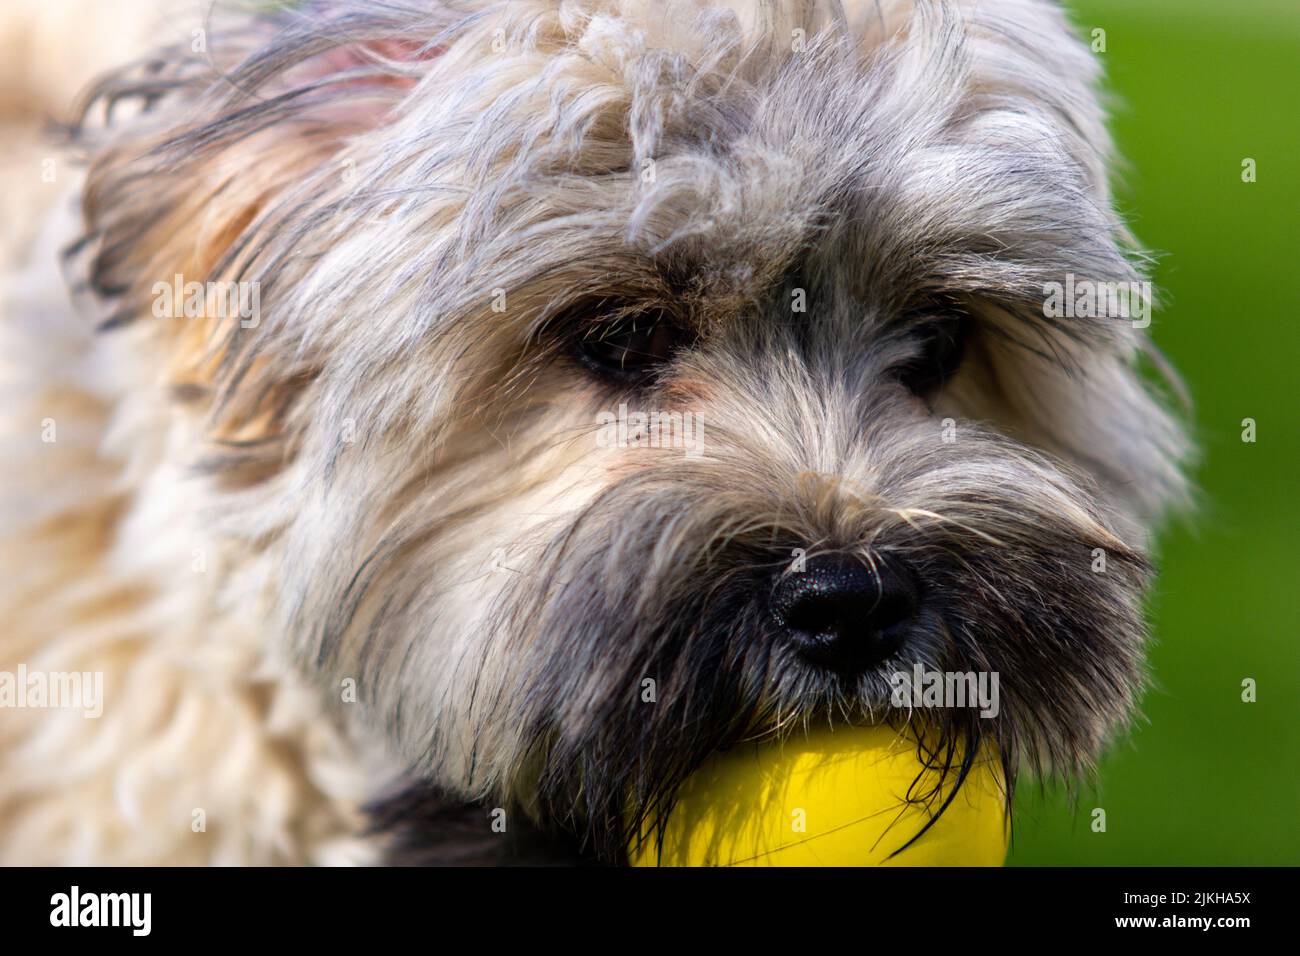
<box><xmin>574</xmin><ymin>310</ymin><xmax>690</xmax><ymax>386</ymax></box>
<box><xmin>896</xmin><ymin>313</ymin><xmax>968</xmax><ymax>396</ymax></box>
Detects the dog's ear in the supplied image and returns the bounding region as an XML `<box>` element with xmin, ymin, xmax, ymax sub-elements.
<box><xmin>72</xmin><ymin>4</ymin><xmax>450</xmax><ymax>457</ymax></box>
<box><xmin>924</xmin><ymin>0</ymin><xmax>1194</xmax><ymax>530</ymax></box>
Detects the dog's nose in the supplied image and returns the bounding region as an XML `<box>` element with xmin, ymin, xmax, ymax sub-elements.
<box><xmin>770</xmin><ymin>554</ymin><xmax>918</xmax><ymax>673</ymax></box>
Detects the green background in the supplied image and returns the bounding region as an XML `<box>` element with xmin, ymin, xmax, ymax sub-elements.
<box><xmin>1008</xmin><ymin>0</ymin><xmax>1299</xmax><ymax>865</ymax></box>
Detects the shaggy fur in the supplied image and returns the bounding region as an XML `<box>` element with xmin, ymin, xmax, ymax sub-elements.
<box><xmin>0</xmin><ymin>0</ymin><xmax>1189</xmax><ymax>865</ymax></box>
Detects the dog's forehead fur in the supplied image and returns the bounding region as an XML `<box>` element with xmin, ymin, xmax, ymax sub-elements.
<box><xmin>355</xmin><ymin>0</ymin><xmax>1127</xmax><ymax>331</ymax></box>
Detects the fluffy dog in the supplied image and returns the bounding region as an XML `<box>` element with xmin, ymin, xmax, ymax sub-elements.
<box><xmin>0</xmin><ymin>0</ymin><xmax>1189</xmax><ymax>865</ymax></box>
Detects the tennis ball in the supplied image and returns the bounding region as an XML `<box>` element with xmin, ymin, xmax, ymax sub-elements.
<box><xmin>630</xmin><ymin>724</ymin><xmax>1008</xmax><ymax>866</ymax></box>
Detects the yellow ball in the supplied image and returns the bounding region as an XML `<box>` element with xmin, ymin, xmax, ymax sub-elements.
<box><xmin>631</xmin><ymin>724</ymin><xmax>1008</xmax><ymax>867</ymax></box>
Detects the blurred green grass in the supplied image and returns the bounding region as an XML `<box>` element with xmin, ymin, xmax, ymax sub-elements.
<box><xmin>1008</xmin><ymin>0</ymin><xmax>1300</xmax><ymax>865</ymax></box>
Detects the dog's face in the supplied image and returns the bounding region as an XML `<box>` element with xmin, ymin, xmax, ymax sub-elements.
<box><xmin>77</xmin><ymin>0</ymin><xmax>1189</xmax><ymax>860</ymax></box>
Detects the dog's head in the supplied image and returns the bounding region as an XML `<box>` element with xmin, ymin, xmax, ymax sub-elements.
<box><xmin>74</xmin><ymin>0</ymin><xmax>1190</xmax><ymax>861</ymax></box>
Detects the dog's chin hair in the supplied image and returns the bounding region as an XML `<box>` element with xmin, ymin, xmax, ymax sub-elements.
<box><xmin>450</xmin><ymin>408</ymin><xmax>1152</xmax><ymax>861</ymax></box>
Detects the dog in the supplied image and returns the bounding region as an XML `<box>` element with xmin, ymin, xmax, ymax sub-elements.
<box><xmin>0</xmin><ymin>0</ymin><xmax>1190</xmax><ymax>865</ymax></box>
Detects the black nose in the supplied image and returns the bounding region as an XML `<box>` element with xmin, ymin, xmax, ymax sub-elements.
<box><xmin>770</xmin><ymin>553</ymin><xmax>918</xmax><ymax>673</ymax></box>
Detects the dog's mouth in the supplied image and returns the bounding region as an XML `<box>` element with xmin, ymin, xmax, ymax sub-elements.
<box><xmin>443</xmin><ymin>426</ymin><xmax>1156</xmax><ymax>863</ymax></box>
